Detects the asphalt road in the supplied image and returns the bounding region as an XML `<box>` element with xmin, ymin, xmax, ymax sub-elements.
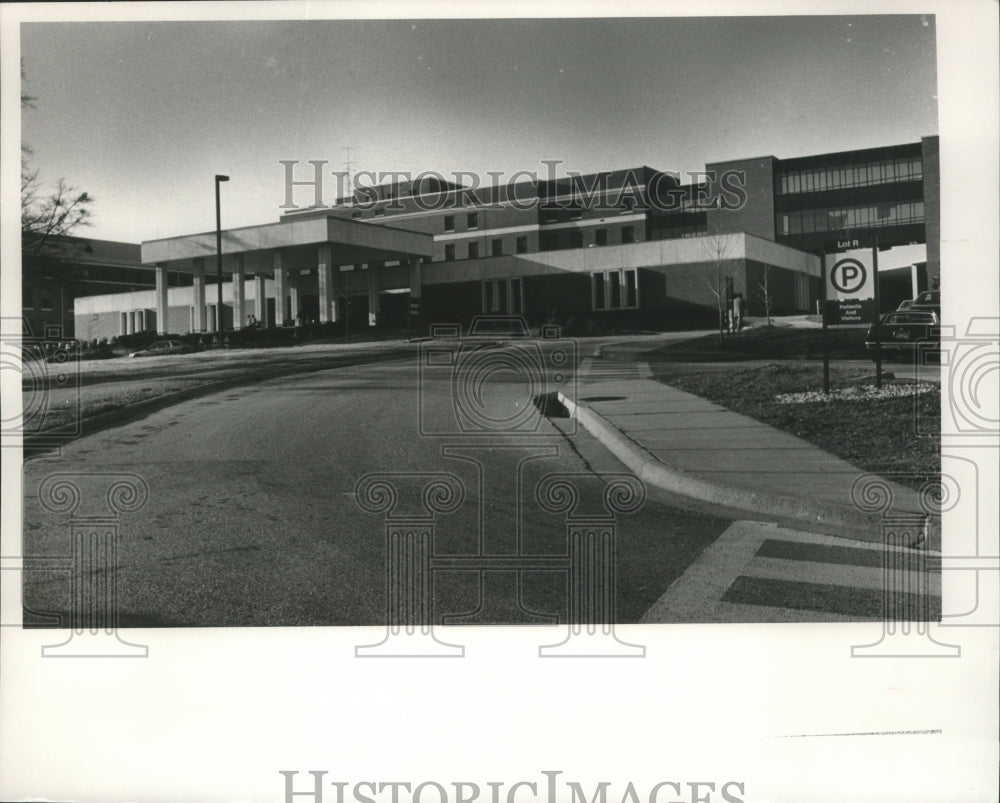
<box><xmin>21</xmin><ymin>347</ymin><xmax>732</xmax><ymax>628</ymax></box>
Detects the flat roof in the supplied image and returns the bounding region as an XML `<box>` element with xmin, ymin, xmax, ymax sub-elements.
<box><xmin>141</xmin><ymin>213</ymin><xmax>435</xmax><ymax>269</ymax></box>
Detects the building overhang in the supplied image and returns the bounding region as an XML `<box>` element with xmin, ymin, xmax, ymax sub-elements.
<box><xmin>141</xmin><ymin>214</ymin><xmax>435</xmax><ymax>271</ymax></box>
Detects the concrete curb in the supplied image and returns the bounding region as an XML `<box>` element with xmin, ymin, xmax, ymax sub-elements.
<box><xmin>558</xmin><ymin>390</ymin><xmax>938</xmax><ymax>547</ymax></box>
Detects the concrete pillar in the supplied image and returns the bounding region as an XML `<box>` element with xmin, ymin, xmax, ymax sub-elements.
<box><xmin>192</xmin><ymin>258</ymin><xmax>206</xmax><ymax>332</ymax></box>
<box><xmin>408</xmin><ymin>257</ymin><xmax>423</xmax><ymax>325</ymax></box>
<box><xmin>254</xmin><ymin>274</ymin><xmax>267</xmax><ymax>327</ymax></box>
<box><xmin>408</xmin><ymin>258</ymin><xmax>423</xmax><ymax>300</ymax></box>
<box><xmin>911</xmin><ymin>264</ymin><xmax>919</xmax><ymax>298</ymax></box>
<box><xmin>367</xmin><ymin>263</ymin><xmax>380</xmax><ymax>327</ymax></box>
<box><xmin>273</xmin><ymin>250</ymin><xmax>287</xmax><ymax>326</ymax></box>
<box><xmin>233</xmin><ymin>254</ymin><xmax>246</xmax><ymax>330</ymax></box>
<box><xmin>289</xmin><ymin>269</ymin><xmax>300</xmax><ymax>324</ymax></box>
<box><xmin>317</xmin><ymin>244</ymin><xmax>334</xmax><ymax>323</ymax></box>
<box><xmin>126</xmin><ymin>311</ymin><xmax>134</xmax><ymax>335</ymax></box>
<box><xmin>155</xmin><ymin>264</ymin><xmax>168</xmax><ymax>335</ymax></box>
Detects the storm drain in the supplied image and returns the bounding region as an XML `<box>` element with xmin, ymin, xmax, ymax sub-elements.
<box><xmin>533</xmin><ymin>392</ymin><xmax>570</xmax><ymax>418</ymax></box>
<box><xmin>580</xmin><ymin>395</ymin><xmax>626</xmax><ymax>402</ymax></box>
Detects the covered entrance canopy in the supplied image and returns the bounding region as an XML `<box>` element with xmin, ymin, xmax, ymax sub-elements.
<box><xmin>140</xmin><ymin>214</ymin><xmax>435</xmax><ymax>333</ymax></box>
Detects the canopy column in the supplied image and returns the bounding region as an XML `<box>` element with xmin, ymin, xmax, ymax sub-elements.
<box><xmin>192</xmin><ymin>258</ymin><xmax>206</xmax><ymax>332</ymax></box>
<box><xmin>155</xmin><ymin>263</ymin><xmax>168</xmax><ymax>335</ymax></box>
<box><xmin>232</xmin><ymin>254</ymin><xmax>246</xmax><ymax>330</ymax></box>
<box><xmin>273</xmin><ymin>250</ymin><xmax>287</xmax><ymax>326</ymax></box>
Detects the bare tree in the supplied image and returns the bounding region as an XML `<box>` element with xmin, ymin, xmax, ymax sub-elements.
<box><xmin>756</xmin><ymin>264</ymin><xmax>775</xmax><ymax>326</ymax></box>
<box><xmin>21</xmin><ymin>63</ymin><xmax>94</xmax><ymax>260</ymax></box>
<box><xmin>702</xmin><ymin>228</ymin><xmax>737</xmax><ymax>343</ymax></box>
<box><xmin>21</xmin><ymin>65</ymin><xmax>96</xmax><ymax>335</ymax></box>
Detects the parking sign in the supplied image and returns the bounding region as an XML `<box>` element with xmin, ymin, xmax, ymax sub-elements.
<box><xmin>824</xmin><ymin>246</ymin><xmax>876</xmax><ymax>325</ymax></box>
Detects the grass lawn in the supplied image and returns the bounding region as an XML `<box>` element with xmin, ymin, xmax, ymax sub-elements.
<box><xmin>646</xmin><ymin>323</ymin><xmax>869</xmax><ymax>361</ymax></box>
<box><xmin>23</xmin><ymin>338</ymin><xmax>418</xmax><ymax>436</ymax></box>
<box><xmin>650</xmin><ymin>361</ymin><xmax>939</xmax><ymax>491</ymax></box>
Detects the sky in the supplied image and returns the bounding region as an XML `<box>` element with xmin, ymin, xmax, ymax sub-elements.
<box><xmin>19</xmin><ymin>15</ymin><xmax>938</xmax><ymax>243</ymax></box>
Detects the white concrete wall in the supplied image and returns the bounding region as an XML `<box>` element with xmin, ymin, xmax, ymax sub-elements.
<box><xmin>75</xmin><ymin>279</ymin><xmax>277</xmax><ymax>314</ymax></box>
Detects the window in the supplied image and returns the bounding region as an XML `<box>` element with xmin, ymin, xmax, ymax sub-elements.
<box><xmin>570</xmin><ymin>230</ymin><xmax>583</xmax><ymax>248</ymax></box>
<box><xmin>775</xmin><ymin>200</ymin><xmax>925</xmax><ymax>236</ymax></box>
<box><xmin>445</xmin><ymin>244</ymin><xmax>455</xmax><ymax>261</ymax></box>
<box><xmin>625</xmin><ymin>269</ymin><xmax>637</xmax><ymax>308</ymax></box>
<box><xmin>491</xmin><ymin>238</ymin><xmax>503</xmax><ymax>257</ymax></box>
<box><xmin>778</xmin><ymin>156</ymin><xmax>925</xmax><ymax>195</ymax></box>
<box><xmin>595</xmin><ymin>228</ymin><xmax>608</xmax><ymax>246</ymax></box>
<box><xmin>468</xmin><ymin>242</ymin><xmax>480</xmax><ymax>259</ymax></box>
<box><xmin>516</xmin><ymin>236</ymin><xmax>528</xmax><ymax>254</ymax></box>
<box><xmin>444</xmin><ymin>215</ymin><xmax>455</xmax><ymax>232</ymax></box>
<box><xmin>482</xmin><ymin>278</ymin><xmax>524</xmax><ymax>314</ymax></box>
<box><xmin>22</xmin><ymin>285</ymin><xmax>33</xmax><ymax>309</ymax></box>
<box><xmin>467</xmin><ymin>212</ymin><xmax>479</xmax><ymax>229</ymax></box>
<box><xmin>609</xmin><ymin>270</ymin><xmax>621</xmax><ymax>307</ymax></box>
<box><xmin>794</xmin><ymin>273</ymin><xmax>810</xmax><ymax>310</ymax></box>
<box><xmin>592</xmin><ymin>268</ymin><xmax>639</xmax><ymax>310</ymax></box>
<box><xmin>40</xmin><ymin>290</ymin><xmax>53</xmax><ymax>310</ymax></box>
<box><xmin>510</xmin><ymin>278</ymin><xmax>523</xmax><ymax>314</ymax></box>
<box><xmin>621</xmin><ymin>226</ymin><xmax>635</xmax><ymax>244</ymax></box>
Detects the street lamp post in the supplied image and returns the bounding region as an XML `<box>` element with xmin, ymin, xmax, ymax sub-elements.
<box><xmin>214</xmin><ymin>174</ymin><xmax>229</xmax><ymax>337</ymax></box>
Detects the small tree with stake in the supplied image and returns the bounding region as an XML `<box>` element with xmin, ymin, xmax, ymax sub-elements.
<box><xmin>702</xmin><ymin>227</ymin><xmax>737</xmax><ymax>344</ymax></box>
<box><xmin>756</xmin><ymin>264</ymin><xmax>775</xmax><ymax>326</ymax></box>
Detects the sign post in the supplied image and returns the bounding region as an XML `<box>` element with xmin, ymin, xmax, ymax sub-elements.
<box><xmin>872</xmin><ymin>238</ymin><xmax>882</xmax><ymax>387</ymax></box>
<box><xmin>822</xmin><ymin>237</ymin><xmax>881</xmax><ymax>391</ymax></box>
<box><xmin>820</xmin><ymin>260</ymin><xmax>830</xmax><ymax>394</ymax></box>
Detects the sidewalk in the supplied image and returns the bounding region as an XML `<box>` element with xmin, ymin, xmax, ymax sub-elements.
<box><xmin>560</xmin><ymin>358</ymin><xmax>936</xmax><ymax>547</ymax></box>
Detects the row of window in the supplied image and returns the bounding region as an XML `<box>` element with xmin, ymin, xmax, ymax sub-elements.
<box><xmin>444</xmin><ymin>236</ymin><xmax>530</xmax><ymax>261</ymax></box>
<box><xmin>593</xmin><ymin>268</ymin><xmax>639</xmax><ymax>311</ymax></box>
<box><xmin>556</xmin><ymin>226</ymin><xmax>635</xmax><ymax>249</ymax></box>
<box><xmin>482</xmin><ymin>278</ymin><xmax>524</xmax><ymax>315</ymax></box>
<box><xmin>480</xmin><ymin>269</ymin><xmax>639</xmax><ymax>314</ymax></box>
<box><xmin>444</xmin><ymin>213</ymin><xmax>479</xmax><ymax>232</ymax></box>
<box><xmin>777</xmin><ymin>201</ymin><xmax>925</xmax><ymax>236</ymax></box>
<box><xmin>777</xmin><ymin>157</ymin><xmax>923</xmax><ymax>195</ymax></box>
<box><xmin>443</xmin><ymin>226</ymin><xmax>639</xmax><ymax>261</ymax></box>
<box><xmin>541</xmin><ymin>196</ymin><xmax>639</xmax><ymax>222</ymax></box>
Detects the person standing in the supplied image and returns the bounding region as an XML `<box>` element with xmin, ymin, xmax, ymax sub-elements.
<box><xmin>734</xmin><ymin>293</ymin><xmax>746</xmax><ymax>331</ymax></box>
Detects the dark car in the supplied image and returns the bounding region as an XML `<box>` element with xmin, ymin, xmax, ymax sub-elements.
<box><xmin>910</xmin><ymin>289</ymin><xmax>940</xmax><ymax>314</ymax></box>
<box><xmin>865</xmin><ymin>310</ymin><xmax>940</xmax><ymax>358</ymax></box>
<box><xmin>128</xmin><ymin>339</ymin><xmax>193</xmax><ymax>358</ymax></box>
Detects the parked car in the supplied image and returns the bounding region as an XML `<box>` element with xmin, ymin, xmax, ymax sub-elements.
<box><xmin>865</xmin><ymin>310</ymin><xmax>940</xmax><ymax>358</ymax></box>
<box><xmin>896</xmin><ymin>299</ymin><xmax>915</xmax><ymax>310</ymax></box>
<box><xmin>128</xmin><ymin>339</ymin><xmax>193</xmax><ymax>358</ymax></box>
<box><xmin>910</xmin><ymin>289</ymin><xmax>940</xmax><ymax>314</ymax></box>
